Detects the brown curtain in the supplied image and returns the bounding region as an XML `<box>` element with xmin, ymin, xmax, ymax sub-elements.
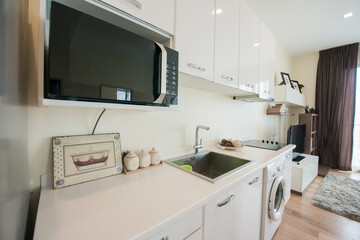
<box><xmin>315</xmin><ymin>43</ymin><xmax>359</xmax><ymax>171</ymax></box>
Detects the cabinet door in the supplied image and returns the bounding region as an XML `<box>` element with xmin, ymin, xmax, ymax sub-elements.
<box><xmin>239</xmin><ymin>0</ymin><xmax>260</xmax><ymax>94</ymax></box>
<box><xmin>100</xmin><ymin>0</ymin><xmax>175</xmax><ymax>34</ymax></box>
<box><xmin>213</xmin><ymin>0</ymin><xmax>239</xmax><ymax>88</ymax></box>
<box><xmin>236</xmin><ymin>168</ymin><xmax>263</xmax><ymax>240</ymax></box>
<box><xmin>284</xmin><ymin>151</ymin><xmax>292</xmax><ymax>203</ymax></box>
<box><xmin>204</xmin><ymin>188</ymin><xmax>240</xmax><ymax>240</ymax></box>
<box><xmin>175</xmin><ymin>0</ymin><xmax>215</xmax><ymax>81</ymax></box>
<box><xmin>259</xmin><ymin>21</ymin><xmax>275</xmax><ymax>99</ymax></box>
<box><xmin>204</xmin><ymin>169</ymin><xmax>263</xmax><ymax>240</ymax></box>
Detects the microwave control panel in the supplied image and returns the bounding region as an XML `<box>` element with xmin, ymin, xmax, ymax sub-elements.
<box><xmin>163</xmin><ymin>47</ymin><xmax>179</xmax><ymax>105</ymax></box>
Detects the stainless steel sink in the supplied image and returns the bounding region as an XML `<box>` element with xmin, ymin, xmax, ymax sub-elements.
<box><xmin>165</xmin><ymin>151</ymin><xmax>253</xmax><ymax>183</ymax></box>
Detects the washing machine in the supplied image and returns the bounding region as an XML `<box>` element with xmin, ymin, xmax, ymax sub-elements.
<box><xmin>260</xmin><ymin>155</ymin><xmax>287</xmax><ymax>240</ymax></box>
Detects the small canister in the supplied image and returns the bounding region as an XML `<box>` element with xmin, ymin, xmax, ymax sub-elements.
<box><xmin>138</xmin><ymin>149</ymin><xmax>151</xmax><ymax>168</ymax></box>
<box><xmin>123</xmin><ymin>151</ymin><xmax>139</xmax><ymax>171</ymax></box>
<box><xmin>149</xmin><ymin>147</ymin><xmax>161</xmax><ymax>165</ymax></box>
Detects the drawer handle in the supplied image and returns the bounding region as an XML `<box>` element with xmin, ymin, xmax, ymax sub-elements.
<box><xmin>246</xmin><ymin>83</ymin><xmax>254</xmax><ymax>88</ymax></box>
<box><xmin>188</xmin><ymin>63</ymin><xmax>205</xmax><ymax>72</ymax></box>
<box><xmin>249</xmin><ymin>177</ymin><xmax>259</xmax><ymax>185</ymax></box>
<box><xmin>161</xmin><ymin>235</ymin><xmax>169</xmax><ymax>240</ymax></box>
<box><xmin>263</xmin><ymin>90</ymin><xmax>270</xmax><ymax>94</ymax></box>
<box><xmin>217</xmin><ymin>194</ymin><xmax>235</xmax><ymax>207</ymax></box>
<box><xmin>221</xmin><ymin>75</ymin><xmax>233</xmax><ymax>81</ymax></box>
<box><xmin>127</xmin><ymin>0</ymin><xmax>142</xmax><ymax>9</ymax></box>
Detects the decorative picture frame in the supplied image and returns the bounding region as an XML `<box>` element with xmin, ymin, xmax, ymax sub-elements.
<box><xmin>52</xmin><ymin>133</ymin><xmax>122</xmax><ymax>189</ymax></box>
<box><xmin>291</xmin><ymin>80</ymin><xmax>302</xmax><ymax>93</ymax></box>
<box><xmin>280</xmin><ymin>72</ymin><xmax>292</xmax><ymax>87</ymax></box>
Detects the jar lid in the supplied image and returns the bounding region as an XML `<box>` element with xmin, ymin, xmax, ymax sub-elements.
<box><xmin>149</xmin><ymin>147</ymin><xmax>159</xmax><ymax>154</ymax></box>
<box><xmin>126</xmin><ymin>151</ymin><xmax>137</xmax><ymax>158</ymax></box>
<box><xmin>138</xmin><ymin>149</ymin><xmax>148</xmax><ymax>156</ymax></box>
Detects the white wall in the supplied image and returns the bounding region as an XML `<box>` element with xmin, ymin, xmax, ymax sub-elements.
<box><xmin>274</xmin><ymin>41</ymin><xmax>297</xmax><ymax>142</ymax></box>
<box><xmin>27</xmin><ymin>0</ymin><xmax>294</xmax><ymax>235</ymax></box>
<box><xmin>0</xmin><ymin>1</ymin><xmax>30</xmax><ymax>239</ymax></box>
<box><xmin>275</xmin><ymin>41</ymin><xmax>293</xmax><ymax>85</ymax></box>
<box><xmin>28</xmin><ymin>85</ymin><xmax>276</xmax><ymax>183</ymax></box>
<box><xmin>292</xmin><ymin>53</ymin><xmax>319</xmax><ymax>108</ymax></box>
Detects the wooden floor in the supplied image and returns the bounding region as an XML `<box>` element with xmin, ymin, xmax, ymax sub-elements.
<box><xmin>273</xmin><ymin>169</ymin><xmax>360</xmax><ymax>240</ymax></box>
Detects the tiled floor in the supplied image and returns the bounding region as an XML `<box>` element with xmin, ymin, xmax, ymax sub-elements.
<box><xmin>273</xmin><ymin>169</ymin><xmax>360</xmax><ymax>240</ymax></box>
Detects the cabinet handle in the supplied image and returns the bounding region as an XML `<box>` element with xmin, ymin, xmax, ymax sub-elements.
<box><xmin>221</xmin><ymin>75</ymin><xmax>233</xmax><ymax>81</ymax></box>
<box><xmin>127</xmin><ymin>0</ymin><xmax>142</xmax><ymax>9</ymax></box>
<box><xmin>263</xmin><ymin>90</ymin><xmax>270</xmax><ymax>94</ymax></box>
<box><xmin>249</xmin><ymin>177</ymin><xmax>259</xmax><ymax>185</ymax></box>
<box><xmin>161</xmin><ymin>235</ymin><xmax>169</xmax><ymax>240</ymax></box>
<box><xmin>246</xmin><ymin>83</ymin><xmax>254</xmax><ymax>88</ymax></box>
<box><xmin>188</xmin><ymin>63</ymin><xmax>205</xmax><ymax>72</ymax></box>
<box><xmin>217</xmin><ymin>194</ymin><xmax>235</xmax><ymax>207</ymax></box>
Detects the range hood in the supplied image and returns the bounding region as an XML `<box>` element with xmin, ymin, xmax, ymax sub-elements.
<box><xmin>233</xmin><ymin>94</ymin><xmax>274</xmax><ymax>102</ymax></box>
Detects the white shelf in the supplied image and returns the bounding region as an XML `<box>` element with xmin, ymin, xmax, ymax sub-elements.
<box><xmin>41</xmin><ymin>99</ymin><xmax>180</xmax><ymax>112</ymax></box>
<box><xmin>274</xmin><ymin>85</ymin><xmax>305</xmax><ymax>107</ymax></box>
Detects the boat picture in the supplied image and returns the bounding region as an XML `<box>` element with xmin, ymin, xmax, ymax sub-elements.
<box><xmin>72</xmin><ymin>151</ymin><xmax>109</xmax><ymax>170</ymax></box>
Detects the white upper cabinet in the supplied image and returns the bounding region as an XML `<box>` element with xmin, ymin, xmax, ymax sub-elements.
<box><xmin>259</xmin><ymin>21</ymin><xmax>275</xmax><ymax>99</ymax></box>
<box><xmin>175</xmin><ymin>0</ymin><xmax>215</xmax><ymax>81</ymax></box>
<box><xmin>100</xmin><ymin>0</ymin><xmax>175</xmax><ymax>34</ymax></box>
<box><xmin>238</xmin><ymin>0</ymin><xmax>260</xmax><ymax>94</ymax></box>
<box><xmin>213</xmin><ymin>0</ymin><xmax>240</xmax><ymax>88</ymax></box>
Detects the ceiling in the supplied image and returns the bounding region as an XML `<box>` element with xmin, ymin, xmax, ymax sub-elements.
<box><xmin>246</xmin><ymin>0</ymin><xmax>360</xmax><ymax>57</ymax></box>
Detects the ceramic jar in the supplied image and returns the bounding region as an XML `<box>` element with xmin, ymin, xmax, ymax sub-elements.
<box><xmin>123</xmin><ymin>151</ymin><xmax>139</xmax><ymax>171</ymax></box>
<box><xmin>149</xmin><ymin>147</ymin><xmax>161</xmax><ymax>165</ymax></box>
<box><xmin>138</xmin><ymin>149</ymin><xmax>151</xmax><ymax>168</ymax></box>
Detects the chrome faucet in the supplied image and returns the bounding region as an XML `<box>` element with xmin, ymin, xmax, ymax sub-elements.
<box><xmin>193</xmin><ymin>125</ymin><xmax>210</xmax><ymax>154</ymax></box>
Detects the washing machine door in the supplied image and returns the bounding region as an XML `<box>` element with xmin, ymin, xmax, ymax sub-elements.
<box><xmin>268</xmin><ymin>175</ymin><xmax>286</xmax><ymax>221</ymax></box>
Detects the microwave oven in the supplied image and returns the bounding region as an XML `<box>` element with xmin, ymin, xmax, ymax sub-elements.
<box><xmin>45</xmin><ymin>2</ymin><xmax>179</xmax><ymax>106</ymax></box>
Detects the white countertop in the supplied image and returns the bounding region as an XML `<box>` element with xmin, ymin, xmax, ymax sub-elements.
<box><xmin>33</xmin><ymin>144</ymin><xmax>295</xmax><ymax>240</ymax></box>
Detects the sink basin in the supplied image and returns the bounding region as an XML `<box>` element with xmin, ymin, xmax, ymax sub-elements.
<box><xmin>165</xmin><ymin>151</ymin><xmax>253</xmax><ymax>183</ymax></box>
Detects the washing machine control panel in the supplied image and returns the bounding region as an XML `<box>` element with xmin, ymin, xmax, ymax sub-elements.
<box><xmin>266</xmin><ymin>154</ymin><xmax>286</xmax><ymax>182</ymax></box>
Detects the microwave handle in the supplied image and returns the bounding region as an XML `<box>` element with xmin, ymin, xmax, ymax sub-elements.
<box><xmin>153</xmin><ymin>42</ymin><xmax>167</xmax><ymax>104</ymax></box>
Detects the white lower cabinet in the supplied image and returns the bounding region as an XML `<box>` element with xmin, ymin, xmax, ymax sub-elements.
<box><xmin>148</xmin><ymin>208</ymin><xmax>202</xmax><ymax>240</ymax></box>
<box><xmin>283</xmin><ymin>150</ymin><xmax>293</xmax><ymax>203</ymax></box>
<box><xmin>203</xmin><ymin>168</ymin><xmax>263</xmax><ymax>240</ymax></box>
<box><xmin>184</xmin><ymin>228</ymin><xmax>202</xmax><ymax>240</ymax></box>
